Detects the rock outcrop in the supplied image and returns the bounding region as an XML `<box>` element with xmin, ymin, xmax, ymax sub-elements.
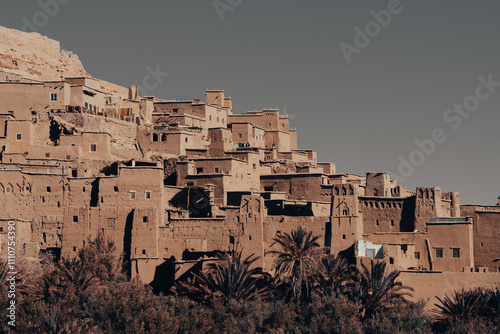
<box><xmin>0</xmin><ymin>25</ymin><xmax>88</xmax><ymax>82</ymax></box>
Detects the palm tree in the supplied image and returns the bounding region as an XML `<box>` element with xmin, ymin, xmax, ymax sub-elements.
<box><xmin>269</xmin><ymin>225</ymin><xmax>324</xmax><ymax>302</ymax></box>
<box><xmin>175</xmin><ymin>250</ymin><xmax>273</xmax><ymax>304</ymax></box>
<box><xmin>351</xmin><ymin>260</ymin><xmax>413</xmax><ymax>318</ymax></box>
<box><xmin>38</xmin><ymin>257</ymin><xmax>100</xmax><ymax>304</ymax></box>
<box><xmin>432</xmin><ymin>288</ymin><xmax>484</xmax><ymax>326</ymax></box>
<box><xmin>315</xmin><ymin>253</ymin><xmax>356</xmax><ymax>296</ymax></box>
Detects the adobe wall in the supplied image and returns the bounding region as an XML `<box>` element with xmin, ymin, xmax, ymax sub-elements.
<box><xmin>261</xmin><ymin>174</ymin><xmax>323</xmax><ymax>201</ymax></box>
<box><xmin>57</xmin><ymin>113</ymin><xmax>136</xmax><ymax>140</ymax></box>
<box><xmin>4</xmin><ymin>120</ymin><xmax>34</xmax><ymax>154</ymax></box>
<box><xmin>0</xmin><ymin>83</ymin><xmax>65</xmax><ymax>119</ymax></box>
<box><xmin>414</xmin><ymin>188</ymin><xmax>460</xmax><ymax>231</ymax></box>
<box><xmin>137</xmin><ymin>129</ymin><xmax>200</xmax><ymax>157</ymax></box>
<box><xmin>461</xmin><ymin>205</ymin><xmax>500</xmax><ymax>272</ymax></box>
<box><xmin>361</xmin><ymin>197</ymin><xmax>415</xmax><ymax>233</ymax></box>
<box><xmin>159</xmin><ymin>218</ymin><xmax>238</xmax><ymax>260</ymax></box>
<box><xmin>289</xmin><ymin>129</ymin><xmax>297</xmax><ymax>151</ymax></box>
<box><xmin>208</xmin><ymin>128</ymin><xmax>232</xmax><ymax>157</ymax></box>
<box><xmin>62</xmin><ymin>167</ymin><xmax>165</xmax><ymax>260</ymax></box>
<box><xmin>204</xmin><ymin>105</ymin><xmax>228</xmax><ymax>129</ymax></box>
<box><xmin>399</xmin><ymin>271</ymin><xmax>500</xmax><ymax>309</ymax></box>
<box><xmin>364</xmin><ymin>232</ymin><xmax>432</xmax><ymax>271</ymax></box>
<box><xmin>426</xmin><ymin>222</ymin><xmax>473</xmax><ymax>272</ymax></box>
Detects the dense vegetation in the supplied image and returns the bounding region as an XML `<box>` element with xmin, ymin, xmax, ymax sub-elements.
<box><xmin>0</xmin><ymin>227</ymin><xmax>498</xmax><ymax>333</ymax></box>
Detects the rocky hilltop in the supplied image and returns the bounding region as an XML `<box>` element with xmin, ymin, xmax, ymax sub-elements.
<box><xmin>0</xmin><ymin>25</ymin><xmax>88</xmax><ymax>81</ymax></box>
<box><xmin>0</xmin><ymin>25</ymin><xmax>128</xmax><ymax>96</ymax></box>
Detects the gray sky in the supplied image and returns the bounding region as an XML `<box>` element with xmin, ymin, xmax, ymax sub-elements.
<box><xmin>2</xmin><ymin>0</ymin><xmax>499</xmax><ymax>205</ymax></box>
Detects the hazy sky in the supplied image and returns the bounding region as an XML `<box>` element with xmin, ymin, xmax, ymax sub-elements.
<box><xmin>2</xmin><ymin>0</ymin><xmax>499</xmax><ymax>205</ymax></box>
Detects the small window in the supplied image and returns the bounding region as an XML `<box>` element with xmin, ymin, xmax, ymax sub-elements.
<box><xmin>239</xmin><ymin>133</ymin><xmax>242</xmax><ymax>138</ymax></box>
<box><xmin>253</xmin><ymin>164</ymin><xmax>256</xmax><ymax>169</ymax></box>
<box><xmin>145</xmin><ymin>191</ymin><xmax>151</xmax><ymax>199</ymax></box>
<box><xmin>389</xmin><ymin>257</ymin><xmax>394</xmax><ymax>264</ymax></box>
<box><xmin>73</xmin><ymin>247</ymin><xmax>77</xmax><ymax>252</ymax></box>
<box><xmin>45</xmin><ymin>153</ymin><xmax>50</xmax><ymax>158</ymax></box>
<box><xmin>130</xmin><ymin>191</ymin><xmax>136</xmax><ymax>200</ymax></box>
<box><xmin>73</xmin><ymin>216</ymin><xmax>78</xmax><ymax>222</ymax></box>
<box><xmin>143</xmin><ymin>216</ymin><xmax>148</xmax><ymax>223</ymax></box>
<box><xmin>114</xmin><ymin>186</ymin><xmax>119</xmax><ymax>192</ymax></box>
<box><xmin>343</xmin><ymin>209</ymin><xmax>348</xmax><ymax>216</ymax></box>
<box><xmin>90</xmin><ymin>144</ymin><xmax>97</xmax><ymax>152</ymax></box>
<box><xmin>249</xmin><ymin>235</ymin><xmax>252</xmax><ymax>241</ymax></box>
<box><xmin>142</xmin><ymin>249</ymin><xmax>146</xmax><ymax>255</ymax></box>
<box><xmin>415</xmin><ymin>252</ymin><xmax>420</xmax><ymax>259</ymax></box>
<box><xmin>229</xmin><ymin>236</ymin><xmax>235</xmax><ymax>244</ymax></box>
<box><xmin>72</xmin><ymin>170</ymin><xmax>78</xmax><ymax>177</ymax></box>
<box><xmin>50</xmin><ymin>93</ymin><xmax>58</xmax><ymax>101</ymax></box>
<box><xmin>6</xmin><ymin>187</ymin><xmax>11</xmax><ymax>193</ymax></box>
<box><xmin>66</xmin><ymin>155</ymin><xmax>71</xmax><ymax>160</ymax></box>
<box><xmin>342</xmin><ymin>234</ymin><xmax>346</xmax><ymax>239</ymax></box>
<box><xmin>83</xmin><ymin>187</ymin><xmax>86</xmax><ymax>192</ymax></box>
<box><xmin>391</xmin><ymin>220</ymin><xmax>395</xmax><ymax>226</ymax></box>
<box><xmin>215</xmin><ymin>167</ymin><xmax>220</xmax><ymax>173</ymax></box>
<box><xmin>366</xmin><ymin>249</ymin><xmax>375</xmax><ymax>259</ymax></box>
<box><xmin>0</xmin><ymin>227</ymin><xmax>3</xmax><ymax>233</ymax></box>
<box><xmin>376</xmin><ymin>220</ymin><xmax>379</xmax><ymax>226</ymax></box>
<box><xmin>185</xmin><ymin>137</ymin><xmax>188</xmax><ymax>143</ymax></box>
<box><xmin>46</xmin><ymin>186</ymin><xmax>51</xmax><ymax>192</ymax></box>
<box><xmin>16</xmin><ymin>134</ymin><xmax>22</xmax><ymax>140</ymax></box>
<box><xmin>436</xmin><ymin>248</ymin><xmax>443</xmax><ymax>258</ymax></box>
<box><xmin>172</xmin><ymin>108</ymin><xmax>178</xmax><ymax>114</ymax></box>
<box><xmin>452</xmin><ymin>248</ymin><xmax>460</xmax><ymax>258</ymax></box>
<box><xmin>196</xmin><ymin>167</ymin><xmax>203</xmax><ymax>174</ymax></box>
